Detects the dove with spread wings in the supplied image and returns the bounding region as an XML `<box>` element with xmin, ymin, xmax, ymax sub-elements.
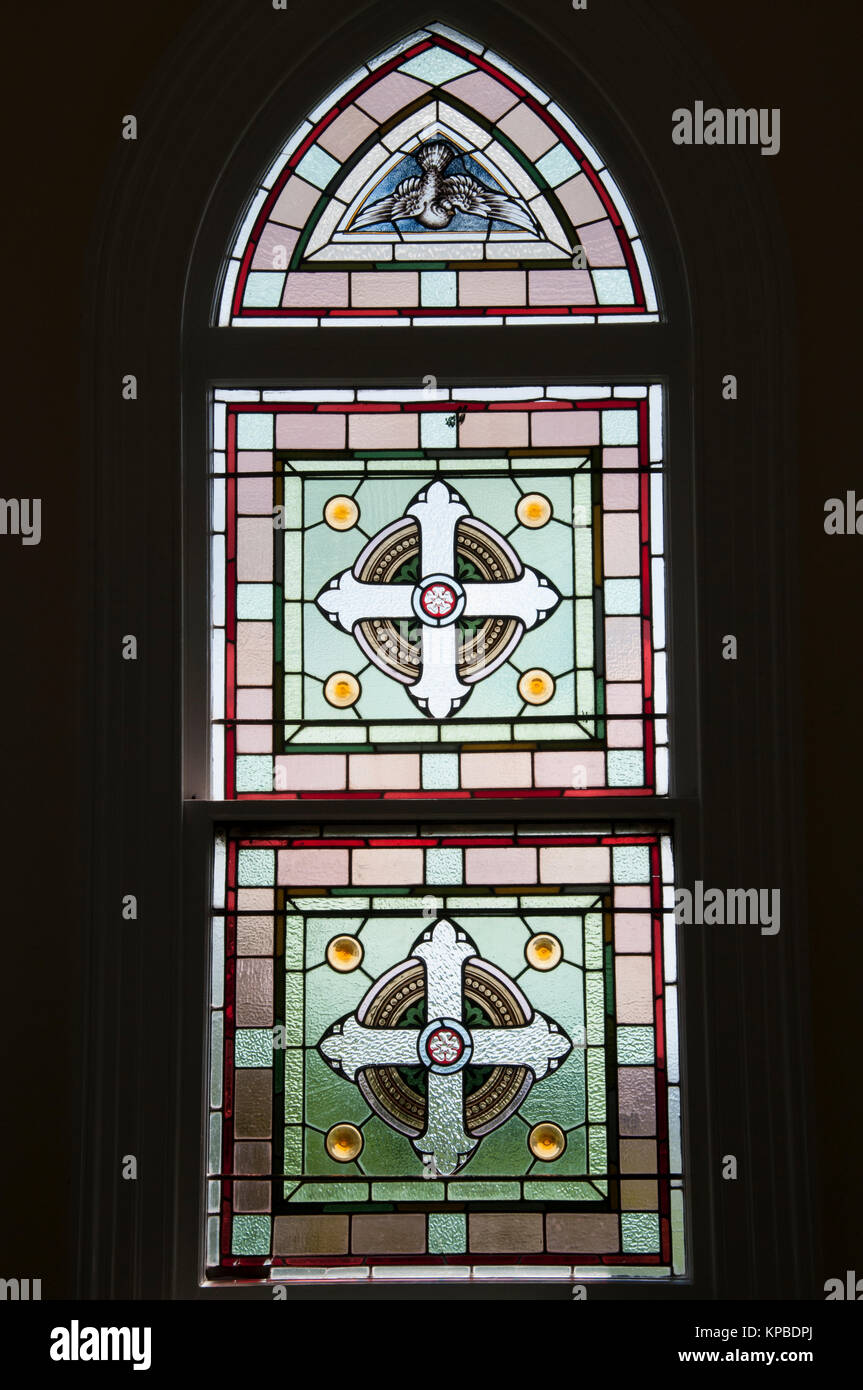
<box><xmin>350</xmin><ymin>140</ymin><xmax>536</xmax><ymax>232</ymax></box>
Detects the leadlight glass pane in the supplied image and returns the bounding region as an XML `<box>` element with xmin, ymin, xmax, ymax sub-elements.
<box><xmin>206</xmin><ymin>824</ymin><xmax>684</xmax><ymax>1280</ymax></box>
<box><xmin>218</xmin><ymin>24</ymin><xmax>658</xmax><ymax>326</ymax></box>
<box><xmin>209</xmin><ymin>386</ymin><xmax>668</xmax><ymax>799</ymax></box>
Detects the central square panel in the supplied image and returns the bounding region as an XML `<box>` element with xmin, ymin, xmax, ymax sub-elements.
<box><xmin>210</xmin><ymin>385</ymin><xmax>668</xmax><ymax>800</ymax></box>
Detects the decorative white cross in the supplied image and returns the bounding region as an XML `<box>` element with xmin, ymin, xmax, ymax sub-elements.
<box><xmin>315</xmin><ymin>480</ymin><xmax>560</xmax><ymax>718</ymax></box>
<box><xmin>319</xmin><ymin>919</ymin><xmax>571</xmax><ymax>1176</ymax></box>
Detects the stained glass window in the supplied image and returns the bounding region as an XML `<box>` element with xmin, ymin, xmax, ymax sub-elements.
<box><xmin>203</xmin><ymin>23</ymin><xmax>685</xmax><ymax>1288</ymax></box>
<box><xmin>207</xmin><ymin>824</ymin><xmax>683</xmax><ymax>1279</ymax></box>
<box><xmin>210</xmin><ymin>385</ymin><xmax>668</xmax><ymax>799</ymax></box>
<box><xmin>218</xmin><ymin>23</ymin><xmax>657</xmax><ymax>327</ymax></box>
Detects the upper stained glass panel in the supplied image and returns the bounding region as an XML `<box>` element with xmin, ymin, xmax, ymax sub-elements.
<box><xmin>210</xmin><ymin>385</ymin><xmax>668</xmax><ymax>800</ymax></box>
<box><xmin>218</xmin><ymin>23</ymin><xmax>658</xmax><ymax>326</ymax></box>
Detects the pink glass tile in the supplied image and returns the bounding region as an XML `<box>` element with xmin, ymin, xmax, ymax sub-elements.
<box><xmin>556</xmin><ymin>173</ymin><xmax>607</xmax><ymax>228</ymax></box>
<box><xmin>347</xmin><ymin>411</ymin><xmax>418</xmax><ymax>449</ymax></box>
<box><xmin>605</xmin><ymin>617</ymin><xmax>642</xmax><ymax>682</ymax></box>
<box><xmin>355</xmin><ymin>71</ymin><xmax>430</xmax><ymax>121</ymax></box>
<box><xmin>459</xmin><ymin>270</ymin><xmax>526</xmax><ymax>306</ymax></box>
<box><xmin>318</xmin><ymin>104</ymin><xmax>377</xmax><ymax>160</ymax></box>
<box><xmin>459</xmin><ymin>410</ymin><xmax>529</xmax><ymax>449</ymax></box>
<box><xmin>607</xmin><ymin>719</ymin><xmax>644</xmax><ymax>748</ymax></box>
<box><xmin>348</xmin><ymin>753</ymin><xmax>420</xmax><ymax>790</ymax></box>
<box><xmin>465</xmin><ymin>846</ymin><xmax>537</xmax><ymax>884</ymax></box>
<box><xmin>237</xmin><ymin>477</ymin><xmax>274</xmax><ymax>514</ymax></box>
<box><xmin>442</xmin><ymin>71</ymin><xmax>519</xmax><ymax>121</ymax></box>
<box><xmin>605</xmin><ymin>684</ymin><xmax>643</xmax><ymax>715</ymax></box>
<box><xmin>236</xmin><ymin>622</ymin><xmax>273</xmax><ymax>685</ymax></box>
<box><xmin>270</xmin><ymin>176</ymin><xmax>321</xmax><ymax>229</ymax></box>
<box><xmin>237</xmin><ymin>689</ymin><xmax>273</xmax><ymax>719</ymax></box>
<box><xmin>615</xmin><ymin>958</ymin><xmax>654</xmax><ymax>1024</ymax></box>
<box><xmin>236</xmin><ymin>518</ymin><xmax>274</xmax><ymax>581</ymax></box>
<box><xmin>352</xmin><ymin>848</ymin><xmax>424</xmax><ymax>885</ymax></box>
<box><xmin>282</xmin><ymin>272</ymin><xmax>349</xmax><ymax>308</ymax></box>
<box><xmin>602</xmin><ymin>473</ymin><xmax>639</xmax><ymax>510</ymax></box>
<box><xmin>237</xmin><ymin>451</ymin><xmax>274</xmax><ymax>473</ymax></box>
<box><xmin>237</xmin><ymin>888</ymin><xmax>275</xmax><ymax>910</ymax></box>
<box><xmin>615</xmin><ymin>912</ymin><xmax>652</xmax><ymax>953</ymax></box>
<box><xmin>275</xmin><ymin>412</ymin><xmax>346</xmax><ymax>449</ymax></box>
<box><xmin>460</xmin><ymin>752</ymin><xmax>532</xmax><ymax>788</ymax></box>
<box><xmin>547</xmin><ymin>1214</ymin><xmax>619</xmax><ymax>1253</ymax></box>
<box><xmin>535</xmin><ymin>750</ymin><xmax>606</xmax><ymax>788</ymax></box>
<box><xmin>351</xmin><ymin>271</ymin><xmax>419</xmax><ymax>307</ymax></box>
<box><xmin>539</xmin><ymin>845</ymin><xmax>611</xmax><ymax>883</ymax></box>
<box><xmin>236</xmin><ymin>724</ymin><xmax>273</xmax><ymax>753</ymax></box>
<box><xmin>615</xmin><ymin>885</ymin><xmax>651</xmax><ymax>908</ymax></box>
<box><xmin>618</xmin><ymin>1067</ymin><xmax>657</xmax><ymax>1135</ymax></box>
<box><xmin>603</xmin><ymin>514</ymin><xmax>641</xmax><ymax>577</ymax></box>
<box><xmin>251</xmin><ymin>223</ymin><xmax>300</xmax><ymax>271</ymax></box>
<box><xmin>236</xmin><ymin>959</ymin><xmax>273</xmax><ymax>1027</ymax></box>
<box><xmin>576</xmin><ymin>217</ymin><xmax>627</xmax><ymax>267</ymax></box>
<box><xmin>496</xmin><ymin>103</ymin><xmax>558</xmax><ymax>158</ymax></box>
<box><xmin>277</xmin><ymin>848</ymin><xmax>349</xmax><ymax>885</ymax></box>
<box><xmin>527</xmin><ymin>270</ymin><xmax>595</xmax><ymax>306</ymax></box>
<box><xmin>273</xmin><ymin>754</ymin><xmax>346</xmax><ymax>791</ymax></box>
<box><xmin>603</xmin><ymin>447</ymin><xmax>640</xmax><ymax>470</ymax></box>
<box><xmin>531</xmin><ymin>409</ymin><xmax>599</xmax><ymax>447</ymax></box>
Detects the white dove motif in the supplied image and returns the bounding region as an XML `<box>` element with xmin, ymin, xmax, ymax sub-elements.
<box><xmin>350</xmin><ymin>140</ymin><xmax>536</xmax><ymax>233</ymax></box>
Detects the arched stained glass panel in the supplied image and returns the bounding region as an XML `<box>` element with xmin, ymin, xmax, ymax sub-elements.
<box><xmin>218</xmin><ymin>23</ymin><xmax>658</xmax><ymax>326</ymax></box>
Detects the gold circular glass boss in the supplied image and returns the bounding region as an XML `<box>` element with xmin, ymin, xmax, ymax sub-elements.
<box><xmin>526</xmin><ymin>933</ymin><xmax>563</xmax><ymax>970</ymax></box>
<box><xmin>324</xmin><ymin>495</ymin><xmax>359</xmax><ymax>530</ymax></box>
<box><xmin>518</xmin><ymin>668</ymin><xmax>555</xmax><ymax>705</ymax></box>
<box><xmin>324</xmin><ymin>672</ymin><xmax>361</xmax><ymax>707</ymax></box>
<box><xmin>326</xmin><ymin>934</ymin><xmax>363</xmax><ymax>972</ymax></box>
<box><xmin>529</xmin><ymin>1122</ymin><xmax>566</xmax><ymax>1162</ymax></box>
<box><xmin>326</xmin><ymin>1124</ymin><xmax>363</xmax><ymax>1163</ymax></box>
<box><xmin>516</xmin><ymin>493</ymin><xmax>552</xmax><ymax>528</ymax></box>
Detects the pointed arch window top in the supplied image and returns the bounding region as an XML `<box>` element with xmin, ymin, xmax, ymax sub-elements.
<box><xmin>218</xmin><ymin>24</ymin><xmax>658</xmax><ymax>326</ymax></box>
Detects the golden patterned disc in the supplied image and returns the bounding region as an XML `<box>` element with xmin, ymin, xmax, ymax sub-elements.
<box><xmin>324</xmin><ymin>672</ymin><xmax>361</xmax><ymax>707</ymax></box>
<box><xmin>326</xmin><ymin>935</ymin><xmax>364</xmax><ymax>972</ymax></box>
<box><xmin>526</xmin><ymin>933</ymin><xmax>563</xmax><ymax>971</ymax></box>
<box><xmin>529</xmin><ymin>1122</ymin><xmax>566</xmax><ymax>1162</ymax></box>
<box><xmin>324</xmin><ymin>495</ymin><xmax>359</xmax><ymax>530</ymax></box>
<box><xmin>518</xmin><ymin>668</ymin><xmax>555</xmax><ymax>705</ymax></box>
<box><xmin>516</xmin><ymin>493</ymin><xmax>552</xmax><ymax>528</ymax></box>
<box><xmin>326</xmin><ymin>1124</ymin><xmax>363</xmax><ymax>1162</ymax></box>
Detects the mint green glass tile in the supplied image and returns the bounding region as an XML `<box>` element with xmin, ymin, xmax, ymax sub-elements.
<box><xmin>524</xmin><ymin>1180</ymin><xmax>599</xmax><ymax>1200</ymax></box>
<box><xmin>282</xmin><ymin>475</ymin><xmax>301</xmax><ymax>527</ymax></box>
<box><xmin>232</xmin><ymin>1214</ymin><xmax>270</xmax><ymax>1255</ymax></box>
<box><xmin>443</xmin><ymin>455</ymin><xmax>506</xmax><ymax>471</ymax></box>
<box><xmin>586</xmin><ymin>975</ymin><xmax>605</xmax><ymax>1044</ymax></box>
<box><xmin>371</xmin><ymin>1182</ymin><xmax>431</xmax><ymax>1202</ymax></box>
<box><xmin>428</xmin><ymin>1212</ymin><xmax>466</xmax><ymax>1254</ymax></box>
<box><xmin>518</xmin><ymin>1056</ymin><xmax>585</xmax><ymax>1130</ymax></box>
<box><xmin>519</xmin><ymin>895</ymin><xmax>598</xmax><ymax>910</ymax></box>
<box><xmin>449</xmin><ymin>663</ymin><xmax>520</xmax><ymax>719</ymax></box>
<box><xmin>302</xmin><ymin>477</ymin><xmax>359</xmax><ymax>528</ymax></box>
<box><xmin>524</xmin><ymin>475</ymin><xmax>574</xmax><ymax>515</ymax></box>
<box><xmin>302</xmin><ymin>676</ymin><xmax>357</xmax><ymax>722</ymax></box>
<box><xmin>399</xmin><ymin>48</ymin><xmax>474</xmax><ymax>82</ymax></box>
<box><xmin>284</xmin><ymin>1049</ymin><xmax>302</xmax><ymax>1123</ymax></box>
<box><xmin>237</xmin><ymin>584</ymin><xmax>274</xmax><ymax>619</ymax></box>
<box><xmin>238</xmin><ymin>848</ymin><xmax>275</xmax><ymax>886</ymax></box>
<box><xmin>455</xmin><ymin>477</ymin><xmax>521</xmax><ymax>536</ymax></box>
<box><xmin>235</xmin><ymin>1028</ymin><xmax>272</xmax><ymax>1067</ymax></box>
<box><xmin>621</xmin><ymin>1212</ymin><xmax>661</xmax><ymax>1253</ymax></box>
<box><xmin>671</xmin><ymin>1187</ymin><xmax>686</xmax><ymax>1274</ymax></box>
<box><xmin>208</xmin><ymin>1113</ymin><xmax>221</xmax><ymax>1175</ymax></box>
<box><xmin>575</xmin><ymin>598</ymin><xmax>594</xmax><ymax>666</ymax></box>
<box><xmin>356</xmin><ymin>916</ymin><xmax>425</xmax><ymax>977</ymax></box>
<box><xmin>584</xmin><ymin>912</ymin><xmax>603</xmax><ymax>968</ymax></box>
<box><xmin>370</xmin><ymin>722</ymin><xmax>439</xmax><ymax>742</ymax></box>
<box><xmin>290</xmin><ymin>1181</ymin><xmax>369</xmax><ymax>1202</ymax></box>
<box><xmin>302</xmin><ymin>524</ymin><xmax>363</xmax><ymax>593</ymax></box>
<box><xmin>514</xmin><ymin>525</ymin><xmax>574</xmax><ymax>595</ymax></box>
<box><xmin>284</xmin><ymin>602</ymin><xmax>302</xmax><ymax>671</ymax></box>
<box><xmin>512</xmin><ymin>602</ymin><xmax>574</xmax><ymax>673</ymax></box>
<box><xmin>460</xmin><ymin>1114</ymin><xmax>530</xmax><ymax>1177</ymax></box>
<box><xmin>284</xmin><ymin>1124</ymin><xmax>303</xmax><ymax>1174</ymax></box>
<box><xmin>448</xmin><ymin>1181</ymin><xmax>521</xmax><ymax>1201</ymax></box>
<box><xmin>574</xmin><ymin>526</ymin><xmax>593</xmax><ymax>597</ymax></box>
<box><xmin>210</xmin><ymin>1012</ymin><xmax>223</xmax><ymax>1108</ymax></box>
<box><xmin>284</xmin><ymin>974</ymin><xmax>303</xmax><ymax>1045</ymax></box>
<box><xmin>237</xmin><ymin>413</ymin><xmax>273</xmax><ymax>449</ymax></box>
<box><xmin>304</xmin><ymin>964</ymin><xmax>368</xmax><ymax>1047</ymax></box>
<box><xmin>304</xmin><ymin>1047</ymin><xmax>370</xmax><ymax>1130</ymax></box>
<box><xmin>420</xmin><ymin>271</ymin><xmax>457</xmax><ymax>307</ymax></box>
<box><xmin>617</xmin><ymin>1026</ymin><xmax>655</xmax><ymax>1064</ymax></box>
<box><xmin>605</xmin><ymin>578</ymin><xmax>641</xmax><ymax>615</ymax></box>
<box><xmin>235</xmin><ymin>756</ymin><xmax>275</xmax><ymax>793</ymax></box>
<box><xmin>282</xmin><ymin>1181</ymin><xmax>301</xmax><ymax>1201</ymax></box>
<box><xmin>283</xmin><ymin>914</ymin><xmax>304</xmax><ymax>969</ymax></box>
<box><xmin>588</xmin><ymin>1125</ymin><xmax>607</xmax><ymax>1175</ymax></box>
<box><xmin>587</xmin><ymin>1049</ymin><xmax>607</xmax><ymax>1122</ymax></box>
<box><xmin>440</xmin><ymin>722</ymin><xmax>511</xmax><ymax>742</ymax></box>
<box><xmin>420</xmin><ymin>412</ymin><xmax>458</xmax><ymax>449</ymax></box>
<box><xmin>422</xmin><ymin>752</ymin><xmax>459</xmax><ymax>789</ymax></box>
<box><xmin>358</xmin><ymin>1115</ymin><xmax>420</xmax><ymax>1177</ymax></box>
<box><xmin>462</xmin><ymin>916</ymin><xmax>529</xmax><ymax>979</ymax></box>
<box><xmin>355</xmin><ymin>660</ymin><xmax>419</xmax><ymax>721</ymax></box>
<box><xmin>576</xmin><ymin>670</ymin><xmax>595</xmax><ymax>716</ymax></box>
<box><xmin>289</xmin><ymin>896</ymin><xmax>370</xmax><ymax>913</ymax></box>
<box><xmin>295</xmin><ymin>143</ymin><xmax>340</xmax><ymax>189</ymax></box>
<box><xmin>292</xmin><ymin>723</ymin><xmax>369</xmax><ymax>745</ymax></box>
<box><xmin>520</xmin><ymin>961</ymin><xmax>584</xmax><ymax>1041</ymax></box>
<box><xmin>612</xmin><ymin>844</ymin><xmax>650</xmax><ymax>884</ymax></box>
<box><xmin>426</xmin><ymin>848</ymin><xmax>463</xmax><ymax>884</ymax></box>
<box><xmin>353</xmin><ymin>476</ymin><xmax>431</xmax><ymax>533</ymax></box>
<box><xmin>304</xmin><ymin>916</ymin><xmax>365</xmax><ymax>969</ymax></box>
<box><xmin>283</xmin><ymin>531</ymin><xmax>302</xmax><ymax>597</ymax></box>
<box><xmin>536</xmin><ymin>144</ymin><xmax>581</xmax><ymax>187</ymax></box>
<box><xmin>607</xmin><ymin>751</ymin><xmax>646</xmax><ymax>787</ymax></box>
<box><xmin>513</xmin><ymin>720</ymin><xmax>586</xmax><ymax>741</ymax></box>
<box><xmin>520</xmin><ymin>671</ymin><xmax>575</xmax><ymax>720</ymax></box>
<box><xmin>284</xmin><ymin>674</ymin><xmax>302</xmax><ymax>720</ymax></box>
<box><xmin>446</xmin><ymin>896</ymin><xmax>519</xmax><ymax>910</ymax></box>
<box><xmin>602</xmin><ymin>409</ymin><xmax>639</xmax><ymax>445</ymax></box>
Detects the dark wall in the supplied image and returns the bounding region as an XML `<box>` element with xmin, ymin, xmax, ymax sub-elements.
<box><xmin>1</xmin><ymin>0</ymin><xmax>858</xmax><ymax>1298</ymax></box>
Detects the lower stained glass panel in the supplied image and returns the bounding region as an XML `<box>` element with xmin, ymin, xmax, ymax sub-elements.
<box><xmin>206</xmin><ymin>823</ymin><xmax>685</xmax><ymax>1281</ymax></box>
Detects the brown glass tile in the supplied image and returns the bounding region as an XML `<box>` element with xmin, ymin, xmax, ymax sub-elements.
<box><xmin>273</xmin><ymin>1215</ymin><xmax>349</xmax><ymax>1256</ymax></box>
<box><xmin>619</xmin><ymin>1138</ymin><xmax>657</xmax><ymax>1174</ymax></box>
<box><xmin>233</xmin><ymin>1140</ymin><xmax>272</xmax><ymax>1175</ymax></box>
<box><xmin>547</xmin><ymin>1213</ymin><xmax>620</xmax><ymax>1253</ymax></box>
<box><xmin>233</xmin><ymin>1180</ymin><xmax>270</xmax><ymax>1213</ymax></box>
<box><xmin>618</xmin><ymin>1066</ymin><xmax>657</xmax><ymax>1136</ymax></box>
<box><xmin>237</xmin><ymin>915</ymin><xmax>274</xmax><ymax>956</ymax></box>
<box><xmin>620</xmin><ymin>1179</ymin><xmax>659</xmax><ymax>1210</ymax></box>
<box><xmin>351</xmin><ymin>1214</ymin><xmax>426</xmax><ymax>1254</ymax></box>
<box><xmin>235</xmin><ymin>959</ymin><xmax>273</xmax><ymax>1026</ymax></box>
<box><xmin>469</xmin><ymin>1213</ymin><xmax>543</xmax><ymax>1253</ymax></box>
<box><xmin>233</xmin><ymin>1069</ymin><xmax>272</xmax><ymax>1138</ymax></box>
